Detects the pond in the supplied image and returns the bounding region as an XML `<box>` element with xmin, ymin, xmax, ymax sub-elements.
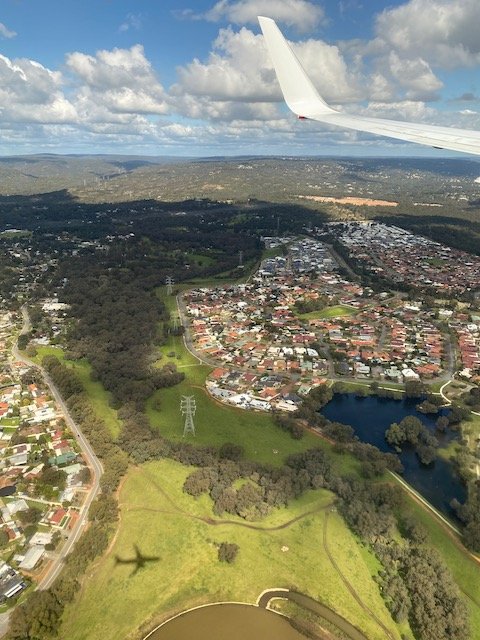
<box><xmin>320</xmin><ymin>394</ymin><xmax>466</xmax><ymax>515</ymax></box>
<box><xmin>0</xmin><ymin>485</ymin><xmax>16</xmax><ymax>497</ymax></box>
<box><xmin>145</xmin><ymin>604</ymin><xmax>305</xmax><ymax>640</ymax></box>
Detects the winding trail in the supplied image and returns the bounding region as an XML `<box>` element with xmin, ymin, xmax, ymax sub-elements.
<box><xmin>126</xmin><ymin>466</ymin><xmax>332</xmax><ymax>532</ymax></box>
<box><xmin>322</xmin><ymin>510</ymin><xmax>397</xmax><ymax>640</ymax></box>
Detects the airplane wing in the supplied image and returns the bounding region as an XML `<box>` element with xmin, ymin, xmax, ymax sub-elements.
<box><xmin>258</xmin><ymin>16</ymin><xmax>480</xmax><ymax>156</ymax></box>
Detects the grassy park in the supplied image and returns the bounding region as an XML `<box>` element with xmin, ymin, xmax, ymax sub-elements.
<box><xmin>297</xmin><ymin>304</ymin><xmax>358</xmax><ymax>321</ymax></box>
<box><xmin>59</xmin><ymin>458</ymin><xmax>405</xmax><ymax>640</ymax></box>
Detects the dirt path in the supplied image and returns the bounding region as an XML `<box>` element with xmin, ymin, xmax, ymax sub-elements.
<box><xmin>323</xmin><ymin>510</ymin><xmax>397</xmax><ymax>640</ymax></box>
<box><xmin>124</xmin><ymin>465</ymin><xmax>332</xmax><ymax>533</ymax></box>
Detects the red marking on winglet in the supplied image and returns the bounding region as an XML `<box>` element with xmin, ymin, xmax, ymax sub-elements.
<box><xmin>298</xmin><ymin>116</ymin><xmax>308</xmax><ymax>120</ymax></box>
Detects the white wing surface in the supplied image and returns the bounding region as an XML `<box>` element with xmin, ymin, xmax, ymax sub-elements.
<box><xmin>258</xmin><ymin>16</ymin><xmax>480</xmax><ymax>156</ymax></box>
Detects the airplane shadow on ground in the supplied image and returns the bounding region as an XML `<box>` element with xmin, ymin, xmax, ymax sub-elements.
<box><xmin>114</xmin><ymin>544</ymin><xmax>160</xmax><ymax>577</ymax></box>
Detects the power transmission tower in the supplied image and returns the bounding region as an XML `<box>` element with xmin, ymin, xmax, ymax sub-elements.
<box><xmin>238</xmin><ymin>250</ymin><xmax>244</xmax><ymax>268</ymax></box>
<box><xmin>172</xmin><ymin>316</ymin><xmax>179</xmax><ymax>331</ymax></box>
<box><xmin>165</xmin><ymin>275</ymin><xmax>174</xmax><ymax>295</ymax></box>
<box><xmin>180</xmin><ymin>395</ymin><xmax>196</xmax><ymax>437</ymax></box>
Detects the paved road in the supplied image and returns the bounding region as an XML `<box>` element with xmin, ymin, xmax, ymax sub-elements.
<box><xmin>0</xmin><ymin>306</ymin><xmax>104</xmax><ymax>636</ymax></box>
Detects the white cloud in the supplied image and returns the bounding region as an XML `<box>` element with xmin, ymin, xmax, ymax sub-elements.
<box><xmin>174</xmin><ymin>27</ymin><xmax>277</xmax><ymax>102</ymax></box>
<box><xmin>0</xmin><ymin>23</ymin><xmax>16</xmax><ymax>39</ymax></box>
<box><xmin>0</xmin><ymin>54</ymin><xmax>76</xmax><ymax>124</ymax></box>
<box><xmin>66</xmin><ymin>45</ymin><xmax>169</xmax><ymax>116</ymax></box>
<box><xmin>375</xmin><ymin>0</ymin><xmax>480</xmax><ymax>68</ymax></box>
<box><xmin>355</xmin><ymin>100</ymin><xmax>437</xmax><ymax>122</ymax></box>
<box><xmin>185</xmin><ymin>0</ymin><xmax>325</xmax><ymax>32</ymax></box>
<box><xmin>173</xmin><ymin>25</ymin><xmax>363</xmax><ymax>124</ymax></box>
<box><xmin>119</xmin><ymin>13</ymin><xmax>143</xmax><ymax>33</ymax></box>
<box><xmin>387</xmin><ymin>52</ymin><xmax>443</xmax><ymax>101</ymax></box>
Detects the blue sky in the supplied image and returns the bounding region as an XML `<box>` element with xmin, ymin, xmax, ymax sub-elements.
<box><xmin>0</xmin><ymin>0</ymin><xmax>479</xmax><ymax>156</ymax></box>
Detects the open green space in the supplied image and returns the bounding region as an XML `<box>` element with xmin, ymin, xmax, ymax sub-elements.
<box><xmin>147</xmin><ymin>370</ymin><xmax>326</xmax><ymax>467</ymax></box>
<box><xmin>59</xmin><ymin>458</ymin><xmax>403</xmax><ymax>640</ymax></box>
<box><xmin>184</xmin><ymin>252</ymin><xmax>216</xmax><ymax>267</ymax></box>
<box><xmin>297</xmin><ymin>305</ymin><xmax>358</xmax><ymax>321</ymax></box>
<box><xmin>31</xmin><ymin>345</ymin><xmax>121</xmax><ymax>437</ymax></box>
<box><xmin>0</xmin><ymin>417</ymin><xmax>20</xmax><ymax>427</ymax></box>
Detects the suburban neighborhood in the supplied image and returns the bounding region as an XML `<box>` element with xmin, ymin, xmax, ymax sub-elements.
<box><xmin>0</xmin><ymin>309</ymin><xmax>92</xmax><ymax>607</ymax></box>
<box><xmin>182</xmin><ymin>232</ymin><xmax>480</xmax><ymax>412</ymax></box>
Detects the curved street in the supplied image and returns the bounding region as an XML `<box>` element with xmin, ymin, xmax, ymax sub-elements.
<box><xmin>0</xmin><ymin>307</ymin><xmax>104</xmax><ymax>637</ymax></box>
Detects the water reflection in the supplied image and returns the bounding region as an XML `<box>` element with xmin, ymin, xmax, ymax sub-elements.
<box><xmin>321</xmin><ymin>394</ymin><xmax>466</xmax><ymax>514</ymax></box>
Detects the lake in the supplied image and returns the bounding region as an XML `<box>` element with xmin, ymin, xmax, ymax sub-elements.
<box><xmin>145</xmin><ymin>604</ymin><xmax>305</xmax><ymax>640</ymax></box>
<box><xmin>321</xmin><ymin>393</ymin><xmax>466</xmax><ymax>514</ymax></box>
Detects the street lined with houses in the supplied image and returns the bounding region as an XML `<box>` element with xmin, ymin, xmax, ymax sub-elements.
<box><xmin>0</xmin><ymin>307</ymin><xmax>102</xmax><ymax>632</ymax></box>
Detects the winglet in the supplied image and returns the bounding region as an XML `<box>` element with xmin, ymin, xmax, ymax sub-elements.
<box><xmin>258</xmin><ymin>16</ymin><xmax>336</xmax><ymax>119</ymax></box>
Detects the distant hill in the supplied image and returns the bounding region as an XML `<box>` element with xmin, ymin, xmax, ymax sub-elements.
<box><xmin>0</xmin><ymin>155</ymin><xmax>479</xmax><ymax>220</ymax></box>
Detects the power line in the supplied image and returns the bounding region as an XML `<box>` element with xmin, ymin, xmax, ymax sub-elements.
<box><xmin>165</xmin><ymin>275</ymin><xmax>174</xmax><ymax>295</ymax></box>
<box><xmin>180</xmin><ymin>395</ymin><xmax>196</xmax><ymax>437</ymax></box>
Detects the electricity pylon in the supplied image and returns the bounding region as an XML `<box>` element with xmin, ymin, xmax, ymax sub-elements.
<box><xmin>180</xmin><ymin>395</ymin><xmax>196</xmax><ymax>437</ymax></box>
<box><xmin>166</xmin><ymin>275</ymin><xmax>174</xmax><ymax>295</ymax></box>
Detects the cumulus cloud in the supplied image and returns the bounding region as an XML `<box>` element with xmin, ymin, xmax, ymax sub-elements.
<box><xmin>66</xmin><ymin>45</ymin><xmax>169</xmax><ymax>117</ymax></box>
<box><xmin>355</xmin><ymin>100</ymin><xmax>437</xmax><ymax>122</ymax></box>
<box><xmin>172</xmin><ymin>25</ymin><xmax>363</xmax><ymax>124</ymax></box>
<box><xmin>180</xmin><ymin>0</ymin><xmax>325</xmax><ymax>32</ymax></box>
<box><xmin>0</xmin><ymin>23</ymin><xmax>16</xmax><ymax>39</ymax></box>
<box><xmin>0</xmin><ymin>54</ymin><xmax>76</xmax><ymax>124</ymax></box>
<box><xmin>173</xmin><ymin>27</ymin><xmax>277</xmax><ymax>102</ymax></box>
<box><xmin>375</xmin><ymin>0</ymin><xmax>480</xmax><ymax>68</ymax></box>
<box><xmin>387</xmin><ymin>52</ymin><xmax>442</xmax><ymax>101</ymax></box>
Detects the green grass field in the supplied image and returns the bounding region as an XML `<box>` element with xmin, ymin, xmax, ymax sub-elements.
<box><xmin>147</xmin><ymin>370</ymin><xmax>328</xmax><ymax>467</ymax></box>
<box><xmin>297</xmin><ymin>305</ymin><xmax>358</xmax><ymax>321</ymax></box>
<box><xmin>59</xmin><ymin>458</ymin><xmax>403</xmax><ymax>640</ymax></box>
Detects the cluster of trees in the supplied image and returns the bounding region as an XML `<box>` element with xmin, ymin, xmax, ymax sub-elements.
<box><xmin>375</xmin><ymin>539</ymin><xmax>469</xmax><ymax>640</ymax></box>
<box><xmin>294</xmin><ymin>295</ymin><xmax>327</xmax><ymax>315</ymax></box>
<box><xmin>350</xmin><ymin>442</ymin><xmax>403</xmax><ymax>478</ymax></box>
<box><xmin>42</xmin><ymin>356</ymin><xmax>129</xmax><ymax>494</ymax></box>
<box><xmin>416</xmin><ymin>394</ymin><xmax>445</xmax><ymax>415</ymax></box>
<box><xmin>462</xmin><ymin>386</ymin><xmax>480</xmax><ymax>412</ymax></box>
<box><xmin>404</xmin><ymin>380</ymin><xmax>428</xmax><ymax>399</ymax></box>
<box><xmin>272</xmin><ymin>412</ymin><xmax>304</xmax><ymax>440</ymax></box>
<box><xmin>452</xmin><ymin>481</ymin><xmax>480</xmax><ymax>552</ymax></box>
<box><xmin>337</xmin><ymin>476</ymin><xmax>469</xmax><ymax>639</ymax></box>
<box><xmin>182</xmin><ymin>448</ymin><xmax>333</xmax><ymax>520</ymax></box>
<box><xmin>56</xmin><ymin>256</ymin><xmax>184</xmax><ymax>410</ymax></box>
<box><xmin>295</xmin><ymin>384</ymin><xmax>333</xmax><ymax>426</ymax></box>
<box><xmin>385</xmin><ymin>416</ymin><xmax>439</xmax><ymax>465</ymax></box>
<box><xmin>217</xmin><ymin>542</ymin><xmax>239</xmax><ymax>564</ymax></box>
<box><xmin>339</xmin><ymin>480</ymin><xmax>402</xmax><ymax>543</ymax></box>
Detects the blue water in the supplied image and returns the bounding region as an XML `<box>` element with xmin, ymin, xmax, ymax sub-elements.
<box><xmin>321</xmin><ymin>394</ymin><xmax>466</xmax><ymax>515</ymax></box>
